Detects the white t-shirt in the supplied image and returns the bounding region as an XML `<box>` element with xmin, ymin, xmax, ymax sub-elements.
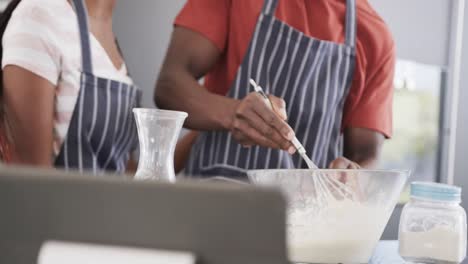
<box><xmin>2</xmin><ymin>0</ymin><xmax>133</xmax><ymax>156</ymax></box>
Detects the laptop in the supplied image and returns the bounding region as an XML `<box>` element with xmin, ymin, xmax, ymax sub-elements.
<box><xmin>0</xmin><ymin>166</ymin><xmax>288</xmax><ymax>264</ymax></box>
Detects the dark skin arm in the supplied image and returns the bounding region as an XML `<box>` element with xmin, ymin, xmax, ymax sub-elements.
<box><xmin>160</xmin><ymin>27</ymin><xmax>384</xmax><ymax>170</ymax></box>
<box><xmin>3</xmin><ymin>66</ymin><xmax>55</xmax><ymax>166</ymax></box>
<box><xmin>155</xmin><ymin>27</ymin><xmax>233</xmax><ymax>131</ymax></box>
<box><xmin>341</xmin><ymin>127</ymin><xmax>384</xmax><ymax>169</ymax></box>
<box><xmin>174</xmin><ymin>130</ymin><xmax>200</xmax><ymax>174</ymax></box>
<box><xmin>155</xmin><ymin>27</ymin><xmax>294</xmax><ymax>152</ymax></box>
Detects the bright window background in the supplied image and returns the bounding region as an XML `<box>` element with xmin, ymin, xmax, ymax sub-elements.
<box><xmin>379</xmin><ymin>59</ymin><xmax>444</xmax><ymax>201</ymax></box>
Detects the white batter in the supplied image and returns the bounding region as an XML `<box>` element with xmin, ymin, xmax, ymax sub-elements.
<box><xmin>399</xmin><ymin>226</ymin><xmax>466</xmax><ymax>263</ymax></box>
<box><xmin>287</xmin><ymin>199</ymin><xmax>391</xmax><ymax>263</ymax></box>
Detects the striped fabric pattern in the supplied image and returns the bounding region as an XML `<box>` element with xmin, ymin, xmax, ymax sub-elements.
<box><xmin>186</xmin><ymin>0</ymin><xmax>356</xmax><ymax>177</ymax></box>
<box><xmin>54</xmin><ymin>0</ymin><xmax>140</xmax><ymax>174</ymax></box>
<box><xmin>1</xmin><ymin>0</ymin><xmax>133</xmax><ymax>157</ymax></box>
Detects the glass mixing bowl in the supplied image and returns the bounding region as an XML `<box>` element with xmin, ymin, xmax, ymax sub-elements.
<box><xmin>247</xmin><ymin>169</ymin><xmax>409</xmax><ymax>264</ymax></box>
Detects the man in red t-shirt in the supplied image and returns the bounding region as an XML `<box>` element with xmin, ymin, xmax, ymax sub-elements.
<box><xmin>156</xmin><ymin>0</ymin><xmax>395</xmax><ymax>176</ymax></box>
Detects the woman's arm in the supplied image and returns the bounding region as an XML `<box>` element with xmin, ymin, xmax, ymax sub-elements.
<box><xmin>3</xmin><ymin>65</ymin><xmax>55</xmax><ymax>167</ymax></box>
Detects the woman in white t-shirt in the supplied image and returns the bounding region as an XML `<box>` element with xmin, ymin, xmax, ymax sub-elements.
<box><xmin>0</xmin><ymin>0</ymin><xmax>140</xmax><ymax>174</ymax></box>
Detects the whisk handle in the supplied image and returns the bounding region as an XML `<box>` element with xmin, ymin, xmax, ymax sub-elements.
<box><xmin>292</xmin><ymin>137</ymin><xmax>306</xmax><ymax>154</ymax></box>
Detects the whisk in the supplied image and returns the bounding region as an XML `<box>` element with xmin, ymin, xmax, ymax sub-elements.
<box><xmin>249</xmin><ymin>79</ymin><xmax>357</xmax><ymax>204</ymax></box>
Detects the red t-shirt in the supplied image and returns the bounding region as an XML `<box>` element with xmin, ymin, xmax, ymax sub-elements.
<box><xmin>175</xmin><ymin>0</ymin><xmax>395</xmax><ymax>137</ymax></box>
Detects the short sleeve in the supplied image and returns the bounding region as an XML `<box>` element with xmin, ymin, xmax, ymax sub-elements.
<box><xmin>343</xmin><ymin>48</ymin><xmax>395</xmax><ymax>138</ymax></box>
<box><xmin>174</xmin><ymin>0</ymin><xmax>230</xmax><ymax>52</ymax></box>
<box><xmin>2</xmin><ymin>4</ymin><xmax>61</xmax><ymax>86</ymax></box>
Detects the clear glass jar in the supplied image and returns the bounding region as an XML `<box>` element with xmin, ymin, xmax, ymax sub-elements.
<box><xmin>399</xmin><ymin>182</ymin><xmax>467</xmax><ymax>264</ymax></box>
<box><xmin>133</xmin><ymin>108</ymin><xmax>187</xmax><ymax>182</ymax></box>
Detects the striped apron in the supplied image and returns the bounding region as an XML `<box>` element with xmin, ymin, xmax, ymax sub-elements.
<box><xmin>54</xmin><ymin>0</ymin><xmax>141</xmax><ymax>174</ymax></box>
<box><xmin>186</xmin><ymin>0</ymin><xmax>356</xmax><ymax>178</ymax></box>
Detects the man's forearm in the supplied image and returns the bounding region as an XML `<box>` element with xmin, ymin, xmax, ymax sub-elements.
<box><xmin>353</xmin><ymin>155</ymin><xmax>379</xmax><ymax>169</ymax></box>
<box><xmin>344</xmin><ymin>146</ymin><xmax>381</xmax><ymax>169</ymax></box>
<box><xmin>155</xmin><ymin>69</ymin><xmax>238</xmax><ymax>131</ymax></box>
<box><xmin>343</xmin><ymin>127</ymin><xmax>384</xmax><ymax>169</ymax></box>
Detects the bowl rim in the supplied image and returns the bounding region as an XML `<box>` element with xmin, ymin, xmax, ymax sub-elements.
<box><xmin>247</xmin><ymin>168</ymin><xmax>411</xmax><ymax>175</ymax></box>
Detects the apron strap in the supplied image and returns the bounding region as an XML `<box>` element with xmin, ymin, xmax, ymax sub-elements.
<box><xmin>262</xmin><ymin>0</ymin><xmax>279</xmax><ymax>16</ymax></box>
<box><xmin>71</xmin><ymin>0</ymin><xmax>93</xmax><ymax>74</ymax></box>
<box><xmin>264</xmin><ymin>0</ymin><xmax>357</xmax><ymax>48</ymax></box>
<box><xmin>345</xmin><ymin>0</ymin><xmax>357</xmax><ymax>48</ymax></box>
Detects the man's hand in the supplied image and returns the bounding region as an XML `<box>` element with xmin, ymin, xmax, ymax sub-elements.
<box><xmin>229</xmin><ymin>92</ymin><xmax>295</xmax><ymax>153</ymax></box>
<box><xmin>329</xmin><ymin>157</ymin><xmax>361</xmax><ymax>169</ymax></box>
<box><xmin>328</xmin><ymin>157</ymin><xmax>364</xmax><ymax>200</ymax></box>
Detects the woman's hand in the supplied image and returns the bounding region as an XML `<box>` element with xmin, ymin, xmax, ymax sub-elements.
<box><xmin>229</xmin><ymin>92</ymin><xmax>295</xmax><ymax>153</ymax></box>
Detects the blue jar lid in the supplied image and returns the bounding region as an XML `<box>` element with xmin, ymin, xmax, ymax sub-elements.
<box><xmin>410</xmin><ymin>181</ymin><xmax>461</xmax><ymax>202</ymax></box>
